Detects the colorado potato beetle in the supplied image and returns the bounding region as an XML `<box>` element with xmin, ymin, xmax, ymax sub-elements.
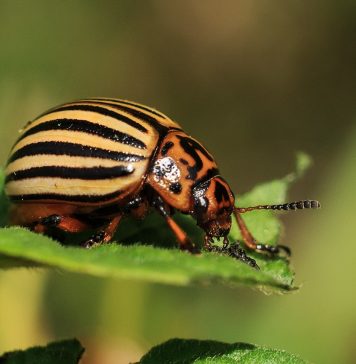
<box><xmin>4</xmin><ymin>98</ymin><xmax>320</xmax><ymax>268</ymax></box>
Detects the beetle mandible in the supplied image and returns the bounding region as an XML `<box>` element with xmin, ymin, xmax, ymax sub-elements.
<box><xmin>4</xmin><ymin>98</ymin><xmax>320</xmax><ymax>268</ymax></box>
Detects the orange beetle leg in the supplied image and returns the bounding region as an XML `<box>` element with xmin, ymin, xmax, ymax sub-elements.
<box><xmin>152</xmin><ymin>194</ymin><xmax>199</xmax><ymax>253</ymax></box>
<box><xmin>234</xmin><ymin>211</ymin><xmax>258</xmax><ymax>250</ymax></box>
<box><xmin>38</xmin><ymin>215</ymin><xmax>90</xmax><ymax>233</ymax></box>
<box><xmin>164</xmin><ymin>214</ymin><xmax>199</xmax><ymax>253</ymax></box>
<box><xmin>234</xmin><ymin>210</ymin><xmax>291</xmax><ymax>256</ymax></box>
<box><xmin>81</xmin><ymin>213</ymin><xmax>123</xmax><ymax>248</ymax></box>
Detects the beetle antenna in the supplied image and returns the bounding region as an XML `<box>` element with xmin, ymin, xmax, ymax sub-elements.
<box><xmin>235</xmin><ymin>199</ymin><xmax>320</xmax><ymax>213</ymax></box>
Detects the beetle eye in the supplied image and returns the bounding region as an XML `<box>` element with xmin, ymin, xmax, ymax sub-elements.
<box><xmin>194</xmin><ymin>195</ymin><xmax>209</xmax><ymax>215</ymax></box>
<box><xmin>192</xmin><ymin>180</ymin><xmax>211</xmax><ymax>217</ymax></box>
<box><xmin>218</xmin><ymin>206</ymin><xmax>233</xmax><ymax>215</ymax></box>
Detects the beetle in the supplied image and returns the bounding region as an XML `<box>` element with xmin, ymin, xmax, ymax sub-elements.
<box><xmin>4</xmin><ymin>98</ymin><xmax>320</xmax><ymax>268</ymax></box>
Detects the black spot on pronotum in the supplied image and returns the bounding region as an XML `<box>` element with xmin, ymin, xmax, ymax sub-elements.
<box><xmin>169</xmin><ymin>182</ymin><xmax>182</xmax><ymax>194</ymax></box>
<box><xmin>214</xmin><ymin>180</ymin><xmax>230</xmax><ymax>203</ymax></box>
<box><xmin>176</xmin><ymin>135</ymin><xmax>213</xmax><ymax>180</ymax></box>
<box><xmin>179</xmin><ymin>158</ymin><xmax>189</xmax><ymax>165</ymax></box>
<box><xmin>161</xmin><ymin>141</ymin><xmax>174</xmax><ymax>156</ymax></box>
<box><xmin>192</xmin><ymin>168</ymin><xmax>219</xmax><ymax>188</ymax></box>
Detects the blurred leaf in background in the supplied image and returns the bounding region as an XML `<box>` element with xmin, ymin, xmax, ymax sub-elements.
<box><xmin>138</xmin><ymin>338</ymin><xmax>310</xmax><ymax>364</ymax></box>
<box><xmin>0</xmin><ymin>339</ymin><xmax>84</xmax><ymax>364</ymax></box>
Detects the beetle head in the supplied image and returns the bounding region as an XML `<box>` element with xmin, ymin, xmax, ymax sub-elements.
<box><xmin>192</xmin><ymin>176</ymin><xmax>235</xmax><ymax>238</ymax></box>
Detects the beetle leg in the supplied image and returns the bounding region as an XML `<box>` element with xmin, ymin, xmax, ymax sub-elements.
<box><xmin>234</xmin><ymin>210</ymin><xmax>291</xmax><ymax>257</ymax></box>
<box><xmin>34</xmin><ymin>214</ymin><xmax>90</xmax><ymax>234</ymax></box>
<box><xmin>224</xmin><ymin>243</ymin><xmax>259</xmax><ymax>269</ymax></box>
<box><xmin>153</xmin><ymin>195</ymin><xmax>199</xmax><ymax>253</ymax></box>
<box><xmin>203</xmin><ymin>235</ymin><xmax>259</xmax><ymax>269</ymax></box>
<box><xmin>165</xmin><ymin>215</ymin><xmax>200</xmax><ymax>253</ymax></box>
<box><xmin>204</xmin><ymin>235</ymin><xmax>214</xmax><ymax>250</ymax></box>
<box><xmin>222</xmin><ymin>235</ymin><xmax>229</xmax><ymax>249</ymax></box>
<box><xmin>81</xmin><ymin>214</ymin><xmax>123</xmax><ymax>248</ymax></box>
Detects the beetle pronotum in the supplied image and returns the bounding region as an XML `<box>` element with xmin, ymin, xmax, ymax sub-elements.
<box><xmin>5</xmin><ymin>98</ymin><xmax>320</xmax><ymax>268</ymax></box>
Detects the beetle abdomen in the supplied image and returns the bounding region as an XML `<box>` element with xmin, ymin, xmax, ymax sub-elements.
<box><xmin>5</xmin><ymin>98</ymin><xmax>181</xmax><ymax>205</ymax></box>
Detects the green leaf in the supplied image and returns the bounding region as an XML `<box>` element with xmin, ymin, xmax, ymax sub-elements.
<box><xmin>0</xmin><ymin>154</ymin><xmax>312</xmax><ymax>291</ymax></box>
<box><xmin>230</xmin><ymin>151</ymin><xmax>312</xmax><ymax>244</ymax></box>
<box><xmin>138</xmin><ymin>338</ymin><xmax>310</xmax><ymax>364</ymax></box>
<box><xmin>0</xmin><ymin>227</ymin><xmax>293</xmax><ymax>290</ymax></box>
<box><xmin>0</xmin><ymin>339</ymin><xmax>84</xmax><ymax>364</ymax></box>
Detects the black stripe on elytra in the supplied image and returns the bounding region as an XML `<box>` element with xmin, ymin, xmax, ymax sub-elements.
<box><xmin>214</xmin><ymin>179</ymin><xmax>230</xmax><ymax>203</ymax></box>
<box><xmin>89</xmin><ymin>98</ymin><xmax>168</xmax><ymax>119</ymax></box>
<box><xmin>5</xmin><ymin>165</ymin><xmax>134</xmax><ymax>183</ymax></box>
<box><xmin>42</xmin><ymin>104</ymin><xmax>148</xmax><ymax>133</ymax></box>
<box><xmin>91</xmin><ymin>101</ymin><xmax>171</xmax><ymax>135</ymax></box>
<box><xmin>8</xmin><ymin>142</ymin><xmax>146</xmax><ymax>165</ymax></box>
<box><xmin>8</xmin><ymin>190</ymin><xmax>123</xmax><ymax>203</ymax></box>
<box><xmin>16</xmin><ymin>119</ymin><xmax>146</xmax><ymax>149</ymax></box>
<box><xmin>176</xmin><ymin>135</ymin><xmax>214</xmax><ymax>180</ymax></box>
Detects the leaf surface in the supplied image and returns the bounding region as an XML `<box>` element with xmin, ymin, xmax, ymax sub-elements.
<box><xmin>0</xmin><ymin>154</ymin><xmax>313</xmax><ymax>291</ymax></box>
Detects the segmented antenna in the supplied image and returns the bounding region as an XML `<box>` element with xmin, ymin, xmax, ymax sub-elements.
<box><xmin>235</xmin><ymin>199</ymin><xmax>321</xmax><ymax>213</ymax></box>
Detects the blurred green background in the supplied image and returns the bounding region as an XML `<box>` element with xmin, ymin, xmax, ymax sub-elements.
<box><xmin>0</xmin><ymin>1</ymin><xmax>355</xmax><ymax>363</ymax></box>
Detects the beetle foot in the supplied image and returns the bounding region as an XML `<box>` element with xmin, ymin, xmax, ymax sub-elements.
<box><xmin>222</xmin><ymin>236</ymin><xmax>229</xmax><ymax>249</ymax></box>
<box><xmin>204</xmin><ymin>239</ymin><xmax>259</xmax><ymax>270</ymax></box>
<box><xmin>81</xmin><ymin>230</ymin><xmax>107</xmax><ymax>248</ymax></box>
<box><xmin>181</xmin><ymin>239</ymin><xmax>200</xmax><ymax>254</ymax></box>
<box><xmin>204</xmin><ymin>235</ymin><xmax>214</xmax><ymax>250</ymax></box>
<box><xmin>255</xmin><ymin>243</ymin><xmax>291</xmax><ymax>257</ymax></box>
<box><xmin>225</xmin><ymin>243</ymin><xmax>259</xmax><ymax>270</ymax></box>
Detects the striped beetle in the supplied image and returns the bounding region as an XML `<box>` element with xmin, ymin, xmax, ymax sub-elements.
<box><xmin>5</xmin><ymin>98</ymin><xmax>320</xmax><ymax>268</ymax></box>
